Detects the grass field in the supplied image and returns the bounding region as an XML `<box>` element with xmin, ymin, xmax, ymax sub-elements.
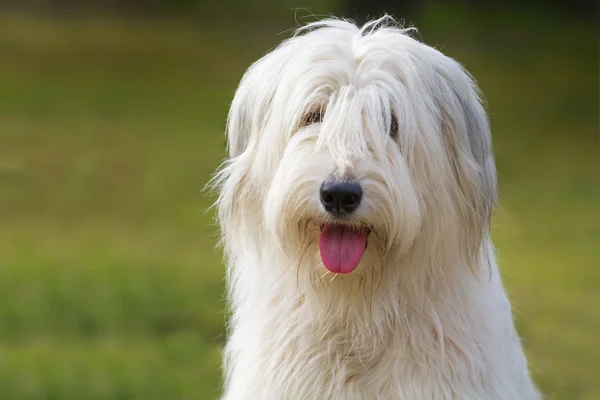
<box><xmin>0</xmin><ymin>8</ymin><xmax>598</xmax><ymax>399</ymax></box>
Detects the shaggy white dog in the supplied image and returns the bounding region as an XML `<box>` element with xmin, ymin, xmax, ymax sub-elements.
<box><xmin>213</xmin><ymin>16</ymin><xmax>539</xmax><ymax>400</ymax></box>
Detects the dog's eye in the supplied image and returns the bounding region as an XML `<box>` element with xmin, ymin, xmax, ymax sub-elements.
<box><xmin>390</xmin><ymin>115</ymin><xmax>399</xmax><ymax>139</ymax></box>
<box><xmin>302</xmin><ymin>110</ymin><xmax>323</xmax><ymax>126</ymax></box>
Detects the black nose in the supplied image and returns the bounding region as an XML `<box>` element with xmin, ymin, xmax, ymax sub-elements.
<box><xmin>320</xmin><ymin>180</ymin><xmax>363</xmax><ymax>217</ymax></box>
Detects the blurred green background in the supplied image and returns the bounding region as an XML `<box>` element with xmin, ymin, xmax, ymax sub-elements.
<box><xmin>0</xmin><ymin>0</ymin><xmax>597</xmax><ymax>399</ymax></box>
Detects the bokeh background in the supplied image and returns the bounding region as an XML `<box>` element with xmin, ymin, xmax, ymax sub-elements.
<box><xmin>0</xmin><ymin>0</ymin><xmax>598</xmax><ymax>399</ymax></box>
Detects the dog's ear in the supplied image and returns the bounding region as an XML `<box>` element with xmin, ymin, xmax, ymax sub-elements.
<box><xmin>226</xmin><ymin>55</ymin><xmax>281</xmax><ymax>159</ymax></box>
<box><xmin>451</xmin><ymin>78</ymin><xmax>497</xmax><ymax>218</ymax></box>
<box><xmin>215</xmin><ymin>54</ymin><xmax>285</xmax><ymax>257</ymax></box>
<box><xmin>434</xmin><ymin>58</ymin><xmax>498</xmax><ymax>268</ymax></box>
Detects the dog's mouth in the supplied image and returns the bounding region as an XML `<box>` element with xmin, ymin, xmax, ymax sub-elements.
<box><xmin>318</xmin><ymin>223</ymin><xmax>370</xmax><ymax>274</ymax></box>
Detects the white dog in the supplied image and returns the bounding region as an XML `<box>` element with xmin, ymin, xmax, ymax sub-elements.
<box><xmin>213</xmin><ymin>16</ymin><xmax>539</xmax><ymax>400</ymax></box>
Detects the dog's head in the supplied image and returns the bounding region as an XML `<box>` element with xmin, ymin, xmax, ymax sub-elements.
<box><xmin>215</xmin><ymin>17</ymin><xmax>496</xmax><ymax>286</ymax></box>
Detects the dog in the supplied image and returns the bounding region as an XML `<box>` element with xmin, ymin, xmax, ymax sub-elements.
<box><xmin>213</xmin><ymin>16</ymin><xmax>539</xmax><ymax>400</ymax></box>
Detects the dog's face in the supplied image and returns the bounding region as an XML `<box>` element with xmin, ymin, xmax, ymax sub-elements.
<box><xmin>216</xmin><ymin>18</ymin><xmax>497</xmax><ymax>284</ymax></box>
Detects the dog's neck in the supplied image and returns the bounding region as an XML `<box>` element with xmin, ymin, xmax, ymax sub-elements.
<box><xmin>223</xmin><ymin>234</ymin><xmax>535</xmax><ymax>399</ymax></box>
<box><xmin>229</xmin><ymin>236</ymin><xmax>496</xmax><ymax>348</ymax></box>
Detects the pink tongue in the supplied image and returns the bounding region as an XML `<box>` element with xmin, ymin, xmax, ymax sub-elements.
<box><xmin>319</xmin><ymin>225</ymin><xmax>367</xmax><ymax>274</ymax></box>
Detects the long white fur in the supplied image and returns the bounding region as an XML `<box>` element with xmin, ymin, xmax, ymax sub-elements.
<box><xmin>213</xmin><ymin>16</ymin><xmax>539</xmax><ymax>400</ymax></box>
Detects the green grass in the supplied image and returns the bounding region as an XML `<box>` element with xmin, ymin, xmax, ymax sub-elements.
<box><xmin>0</xmin><ymin>8</ymin><xmax>598</xmax><ymax>400</ymax></box>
